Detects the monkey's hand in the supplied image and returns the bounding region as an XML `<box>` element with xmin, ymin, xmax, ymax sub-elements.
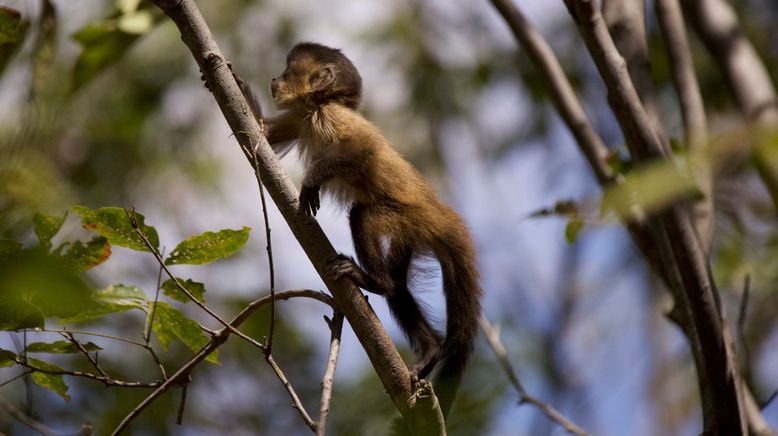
<box><xmin>298</xmin><ymin>184</ymin><xmax>321</xmax><ymax>216</ymax></box>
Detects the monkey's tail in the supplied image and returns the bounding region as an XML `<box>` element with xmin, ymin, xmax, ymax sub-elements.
<box><xmin>433</xmin><ymin>230</ymin><xmax>482</xmax><ymax>417</ymax></box>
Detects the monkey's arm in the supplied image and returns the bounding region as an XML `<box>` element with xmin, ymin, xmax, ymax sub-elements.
<box><xmin>299</xmin><ymin>146</ymin><xmax>372</xmax><ymax>215</ymax></box>
<box><xmin>233</xmin><ymin>73</ymin><xmax>264</xmax><ymax>126</ymax></box>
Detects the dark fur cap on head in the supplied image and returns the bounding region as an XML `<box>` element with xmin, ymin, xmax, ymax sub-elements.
<box><xmin>289</xmin><ymin>42</ymin><xmax>363</xmax><ymax>109</ymax></box>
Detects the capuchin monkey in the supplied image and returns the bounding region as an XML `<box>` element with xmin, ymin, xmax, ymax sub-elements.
<box><xmin>233</xmin><ymin>42</ymin><xmax>482</xmax><ymax>419</ymax></box>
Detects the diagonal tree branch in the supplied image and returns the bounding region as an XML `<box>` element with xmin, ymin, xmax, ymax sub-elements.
<box><xmin>654</xmin><ymin>0</ymin><xmax>713</xmax><ymax>254</ymax></box>
<box><xmin>602</xmin><ymin>0</ymin><xmax>670</xmax><ymax>154</ymax></box>
<box><xmin>148</xmin><ymin>0</ymin><xmax>441</xmax><ymax>431</ymax></box>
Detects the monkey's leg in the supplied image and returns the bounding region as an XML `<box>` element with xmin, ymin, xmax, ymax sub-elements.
<box><xmin>341</xmin><ymin>204</ymin><xmax>443</xmax><ymax>380</ymax></box>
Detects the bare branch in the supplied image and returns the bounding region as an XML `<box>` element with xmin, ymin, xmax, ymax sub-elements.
<box><xmin>602</xmin><ymin>0</ymin><xmax>670</xmax><ymax>153</ymax></box>
<box><xmin>317</xmin><ymin>311</ymin><xmax>344</xmax><ymax>436</ymax></box>
<box><xmin>479</xmin><ymin>315</ymin><xmax>587</xmax><ymax>435</ymax></box>
<box><xmin>267</xmin><ymin>354</ymin><xmax>317</xmax><ymax>432</ymax></box>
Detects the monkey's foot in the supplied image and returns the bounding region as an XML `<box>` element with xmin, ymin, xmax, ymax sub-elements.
<box><xmin>410</xmin><ymin>351</ymin><xmax>440</xmax><ymax>383</ymax></box>
<box><xmin>325</xmin><ymin>254</ymin><xmax>361</xmax><ymax>282</ymax></box>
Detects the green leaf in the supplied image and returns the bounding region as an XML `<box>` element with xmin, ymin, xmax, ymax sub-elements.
<box><xmin>33</xmin><ymin>212</ymin><xmax>67</xmax><ymax>250</ymax></box>
<box><xmin>59</xmin><ymin>284</ymin><xmax>146</xmax><ymax>324</ymax></box>
<box><xmin>72</xmin><ymin>206</ymin><xmax>159</xmax><ymax>252</ymax></box>
<box><xmin>564</xmin><ymin>216</ymin><xmax>585</xmax><ymax>244</ymax></box>
<box><xmin>165</xmin><ymin>227</ymin><xmax>250</xmax><ymax>265</ymax></box>
<box><xmin>601</xmin><ymin>156</ymin><xmax>700</xmax><ymax>220</ymax></box>
<box><xmin>151</xmin><ymin>302</ymin><xmax>218</xmax><ymax>364</ymax></box>
<box><xmin>28</xmin><ymin>357</ymin><xmax>70</xmax><ymax>401</ymax></box>
<box><xmin>26</xmin><ymin>341</ymin><xmax>102</xmax><ymax>354</ymax></box>
<box><xmin>58</xmin><ymin>236</ymin><xmax>112</xmax><ymax>271</ymax></box>
<box><xmin>0</xmin><ymin>349</ymin><xmax>15</xmax><ymax>367</ymax></box>
<box><xmin>161</xmin><ymin>278</ymin><xmax>206</xmax><ymax>304</ymax></box>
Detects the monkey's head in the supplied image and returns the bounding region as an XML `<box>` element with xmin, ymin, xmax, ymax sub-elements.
<box><xmin>271</xmin><ymin>42</ymin><xmax>362</xmax><ymax>110</ymax></box>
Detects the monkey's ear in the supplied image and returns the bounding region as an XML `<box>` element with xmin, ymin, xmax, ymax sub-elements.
<box><xmin>310</xmin><ymin>65</ymin><xmax>337</xmax><ymax>92</ymax></box>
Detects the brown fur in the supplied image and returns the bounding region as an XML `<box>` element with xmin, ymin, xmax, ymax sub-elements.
<box><xmin>250</xmin><ymin>42</ymin><xmax>482</xmax><ymax>418</ymax></box>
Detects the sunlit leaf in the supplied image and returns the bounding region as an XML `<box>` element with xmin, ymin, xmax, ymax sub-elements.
<box><xmin>59</xmin><ymin>284</ymin><xmax>146</xmax><ymax>324</ymax></box>
<box><xmin>33</xmin><ymin>212</ymin><xmax>66</xmax><ymax>251</ymax></box>
<box><xmin>161</xmin><ymin>278</ymin><xmax>206</xmax><ymax>304</ymax></box>
<box><xmin>117</xmin><ymin>0</ymin><xmax>142</xmax><ymax>14</ymax></box>
<box><xmin>57</xmin><ymin>236</ymin><xmax>112</xmax><ymax>271</ymax></box>
<box><xmin>28</xmin><ymin>357</ymin><xmax>70</xmax><ymax>401</ymax></box>
<box><xmin>72</xmin><ymin>206</ymin><xmax>159</xmax><ymax>252</ymax></box>
<box><xmin>151</xmin><ymin>302</ymin><xmax>218</xmax><ymax>364</ymax></box>
<box><xmin>165</xmin><ymin>227</ymin><xmax>250</xmax><ymax>265</ymax></box>
<box><xmin>117</xmin><ymin>10</ymin><xmax>152</xmax><ymax>34</ymax></box>
<box><xmin>26</xmin><ymin>340</ymin><xmax>102</xmax><ymax>354</ymax></box>
<box><xmin>601</xmin><ymin>157</ymin><xmax>701</xmax><ymax>220</ymax></box>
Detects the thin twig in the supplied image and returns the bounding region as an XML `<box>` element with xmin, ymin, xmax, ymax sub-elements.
<box><xmin>0</xmin><ymin>394</ymin><xmax>57</xmax><ymax>436</ymax></box>
<box><xmin>317</xmin><ymin>311</ymin><xmax>344</xmax><ymax>436</ymax></box>
<box><xmin>127</xmin><ymin>208</ymin><xmax>266</xmax><ymax>351</ymax></box>
<box><xmin>479</xmin><ymin>315</ymin><xmax>588</xmax><ymax>436</ymax></box>
<box><xmin>266</xmin><ymin>354</ymin><xmax>317</xmax><ymax>432</ymax></box>
<box><xmin>176</xmin><ymin>382</ymin><xmax>189</xmax><ymax>425</ymax></box>
<box><xmin>0</xmin><ymin>370</ymin><xmax>32</xmax><ymax>388</ymax></box>
<box><xmin>13</xmin><ymin>357</ymin><xmax>163</xmax><ymax>388</ymax></box>
<box><xmin>60</xmin><ymin>331</ymin><xmax>109</xmax><ymax>378</ymax></box>
<box><xmin>249</xmin><ymin>143</ymin><xmax>278</xmax><ymax>355</ymax></box>
<box><xmin>144</xmin><ymin>247</ymin><xmax>167</xmax><ymax>343</ymax></box>
<box><xmin>111</xmin><ymin>289</ymin><xmax>333</xmax><ymax>434</ymax></box>
<box><xmin>37</xmin><ymin>328</ymin><xmax>148</xmax><ymax>348</ymax></box>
